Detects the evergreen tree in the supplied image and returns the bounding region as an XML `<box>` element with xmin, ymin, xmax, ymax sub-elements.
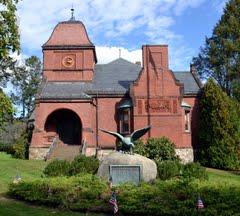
<box><xmin>199</xmin><ymin>78</ymin><xmax>240</xmax><ymax>170</ymax></box>
<box><xmin>11</xmin><ymin>56</ymin><xmax>42</xmax><ymax>118</ymax></box>
<box><xmin>192</xmin><ymin>0</ymin><xmax>240</xmax><ymax>100</ymax></box>
<box><xmin>0</xmin><ymin>0</ymin><xmax>21</xmax><ymax>86</ymax></box>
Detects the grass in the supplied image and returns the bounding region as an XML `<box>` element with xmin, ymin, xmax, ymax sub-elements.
<box><xmin>0</xmin><ymin>198</ymin><xmax>106</xmax><ymax>216</ymax></box>
<box><xmin>206</xmin><ymin>167</ymin><xmax>240</xmax><ymax>185</ymax></box>
<box><xmin>0</xmin><ymin>152</ymin><xmax>47</xmax><ymax>194</ymax></box>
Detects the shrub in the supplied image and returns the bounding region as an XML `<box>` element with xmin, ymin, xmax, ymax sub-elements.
<box><xmin>8</xmin><ymin>174</ymin><xmax>110</xmax><ymax>212</ymax></box>
<box><xmin>145</xmin><ymin>137</ymin><xmax>179</xmax><ymax>162</ymax></box>
<box><xmin>133</xmin><ymin>139</ymin><xmax>146</xmax><ymax>156</ymax></box>
<box><xmin>156</xmin><ymin>160</ymin><xmax>183</xmax><ymax>180</ymax></box>
<box><xmin>68</xmin><ymin>155</ymin><xmax>100</xmax><ymax>176</ymax></box>
<box><xmin>0</xmin><ymin>143</ymin><xmax>15</xmax><ymax>154</ymax></box>
<box><xmin>182</xmin><ymin>162</ymin><xmax>208</xmax><ymax>181</ymax></box>
<box><xmin>43</xmin><ymin>160</ymin><xmax>71</xmax><ymax>177</ymax></box>
<box><xmin>8</xmin><ymin>176</ymin><xmax>240</xmax><ymax>215</ymax></box>
<box><xmin>13</xmin><ymin>131</ymin><xmax>28</xmax><ymax>159</ymax></box>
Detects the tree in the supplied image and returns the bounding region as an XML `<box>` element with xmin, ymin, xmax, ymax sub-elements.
<box><xmin>0</xmin><ymin>0</ymin><xmax>21</xmax><ymax>86</ymax></box>
<box><xmin>11</xmin><ymin>56</ymin><xmax>42</xmax><ymax>118</ymax></box>
<box><xmin>199</xmin><ymin>78</ymin><xmax>240</xmax><ymax>170</ymax></box>
<box><xmin>0</xmin><ymin>89</ymin><xmax>15</xmax><ymax>136</ymax></box>
<box><xmin>192</xmin><ymin>0</ymin><xmax>240</xmax><ymax>100</ymax></box>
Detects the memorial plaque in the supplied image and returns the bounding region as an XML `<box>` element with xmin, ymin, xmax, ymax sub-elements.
<box><xmin>110</xmin><ymin>165</ymin><xmax>141</xmax><ymax>186</ymax></box>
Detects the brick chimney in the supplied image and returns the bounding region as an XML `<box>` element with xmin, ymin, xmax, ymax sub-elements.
<box><xmin>142</xmin><ymin>45</ymin><xmax>169</xmax><ymax>70</ymax></box>
<box><xmin>135</xmin><ymin>61</ymin><xmax>141</xmax><ymax>66</ymax></box>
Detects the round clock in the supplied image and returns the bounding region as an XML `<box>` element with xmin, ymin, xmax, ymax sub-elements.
<box><xmin>62</xmin><ymin>56</ymin><xmax>75</xmax><ymax>67</ymax></box>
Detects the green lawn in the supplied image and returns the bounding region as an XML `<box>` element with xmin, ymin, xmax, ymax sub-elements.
<box><xmin>206</xmin><ymin>167</ymin><xmax>240</xmax><ymax>185</ymax></box>
<box><xmin>0</xmin><ymin>152</ymin><xmax>47</xmax><ymax>194</ymax></box>
<box><xmin>0</xmin><ymin>198</ymin><xmax>105</xmax><ymax>216</ymax></box>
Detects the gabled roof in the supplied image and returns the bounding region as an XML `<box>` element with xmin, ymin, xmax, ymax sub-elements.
<box><xmin>40</xmin><ymin>58</ymin><xmax>201</xmax><ymax>100</ymax></box>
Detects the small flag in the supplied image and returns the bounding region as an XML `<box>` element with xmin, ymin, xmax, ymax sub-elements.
<box><xmin>13</xmin><ymin>175</ymin><xmax>21</xmax><ymax>184</ymax></box>
<box><xmin>197</xmin><ymin>194</ymin><xmax>204</xmax><ymax>209</ymax></box>
<box><xmin>109</xmin><ymin>191</ymin><xmax>118</xmax><ymax>214</ymax></box>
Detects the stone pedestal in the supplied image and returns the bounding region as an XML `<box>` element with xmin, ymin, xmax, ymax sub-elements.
<box><xmin>97</xmin><ymin>151</ymin><xmax>157</xmax><ymax>184</ymax></box>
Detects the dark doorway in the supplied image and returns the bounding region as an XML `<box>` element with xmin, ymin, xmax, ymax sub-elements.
<box><xmin>45</xmin><ymin>109</ymin><xmax>81</xmax><ymax>145</ymax></box>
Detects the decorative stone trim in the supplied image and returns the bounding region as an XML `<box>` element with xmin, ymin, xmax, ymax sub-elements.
<box><xmin>29</xmin><ymin>147</ymin><xmax>48</xmax><ymax>160</ymax></box>
<box><xmin>175</xmin><ymin>148</ymin><xmax>194</xmax><ymax>164</ymax></box>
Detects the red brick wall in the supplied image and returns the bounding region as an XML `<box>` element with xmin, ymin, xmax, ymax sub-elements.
<box><xmin>130</xmin><ymin>45</ymin><xmax>195</xmax><ymax>148</ymax></box>
<box><xmin>43</xmin><ymin>49</ymin><xmax>95</xmax><ymax>81</ymax></box>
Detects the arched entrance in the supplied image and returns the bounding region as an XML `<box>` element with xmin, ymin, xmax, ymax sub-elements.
<box><xmin>45</xmin><ymin>109</ymin><xmax>82</xmax><ymax>145</ymax></box>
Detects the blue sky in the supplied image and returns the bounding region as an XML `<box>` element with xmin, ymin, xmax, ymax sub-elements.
<box><xmin>16</xmin><ymin>0</ymin><xmax>228</xmax><ymax>71</ymax></box>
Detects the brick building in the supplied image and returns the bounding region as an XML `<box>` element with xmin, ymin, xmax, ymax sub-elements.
<box><xmin>29</xmin><ymin>18</ymin><xmax>202</xmax><ymax>162</ymax></box>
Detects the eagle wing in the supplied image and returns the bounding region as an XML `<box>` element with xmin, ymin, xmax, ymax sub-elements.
<box><xmin>130</xmin><ymin>125</ymin><xmax>152</xmax><ymax>142</ymax></box>
<box><xmin>99</xmin><ymin>128</ymin><xmax>125</xmax><ymax>142</ymax></box>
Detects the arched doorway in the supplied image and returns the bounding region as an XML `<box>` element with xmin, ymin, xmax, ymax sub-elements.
<box><xmin>45</xmin><ymin>109</ymin><xmax>82</xmax><ymax>145</ymax></box>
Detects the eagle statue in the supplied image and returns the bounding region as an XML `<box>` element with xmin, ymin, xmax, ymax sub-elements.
<box><xmin>99</xmin><ymin>125</ymin><xmax>152</xmax><ymax>154</ymax></box>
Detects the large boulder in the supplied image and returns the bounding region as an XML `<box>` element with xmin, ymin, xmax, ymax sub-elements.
<box><xmin>97</xmin><ymin>151</ymin><xmax>157</xmax><ymax>183</ymax></box>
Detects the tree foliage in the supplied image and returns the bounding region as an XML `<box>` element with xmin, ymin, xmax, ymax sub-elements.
<box><xmin>0</xmin><ymin>0</ymin><xmax>21</xmax><ymax>85</ymax></box>
<box><xmin>11</xmin><ymin>56</ymin><xmax>42</xmax><ymax>118</ymax></box>
<box><xmin>0</xmin><ymin>88</ymin><xmax>15</xmax><ymax>135</ymax></box>
<box><xmin>199</xmin><ymin>78</ymin><xmax>240</xmax><ymax>170</ymax></box>
<box><xmin>192</xmin><ymin>0</ymin><xmax>240</xmax><ymax>100</ymax></box>
<box><xmin>0</xmin><ymin>119</ymin><xmax>25</xmax><ymax>144</ymax></box>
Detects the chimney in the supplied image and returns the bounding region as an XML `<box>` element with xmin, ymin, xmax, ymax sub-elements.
<box><xmin>135</xmin><ymin>61</ymin><xmax>141</xmax><ymax>66</ymax></box>
<box><xmin>190</xmin><ymin>64</ymin><xmax>196</xmax><ymax>74</ymax></box>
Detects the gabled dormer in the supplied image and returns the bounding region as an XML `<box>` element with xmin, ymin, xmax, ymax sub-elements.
<box><xmin>42</xmin><ymin>20</ymin><xmax>97</xmax><ymax>81</ymax></box>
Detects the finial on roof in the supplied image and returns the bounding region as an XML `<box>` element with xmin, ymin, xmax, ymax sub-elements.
<box><xmin>119</xmin><ymin>49</ymin><xmax>121</xmax><ymax>58</ymax></box>
<box><xmin>70</xmin><ymin>5</ymin><xmax>75</xmax><ymax>21</ymax></box>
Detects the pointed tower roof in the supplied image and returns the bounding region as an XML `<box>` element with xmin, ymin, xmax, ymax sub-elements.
<box><xmin>42</xmin><ymin>18</ymin><xmax>97</xmax><ymax>62</ymax></box>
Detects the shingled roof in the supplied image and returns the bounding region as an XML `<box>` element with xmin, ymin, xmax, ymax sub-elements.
<box><xmin>40</xmin><ymin>58</ymin><xmax>201</xmax><ymax>100</ymax></box>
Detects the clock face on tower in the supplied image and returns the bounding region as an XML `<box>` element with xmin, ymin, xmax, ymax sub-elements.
<box><xmin>62</xmin><ymin>55</ymin><xmax>75</xmax><ymax>68</ymax></box>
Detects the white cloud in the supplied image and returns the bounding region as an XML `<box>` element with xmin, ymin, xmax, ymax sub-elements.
<box><xmin>173</xmin><ymin>0</ymin><xmax>206</xmax><ymax>16</ymax></box>
<box><xmin>96</xmin><ymin>46</ymin><xmax>142</xmax><ymax>64</ymax></box>
<box><xmin>15</xmin><ymin>0</ymin><xmax>223</xmax><ymax>71</ymax></box>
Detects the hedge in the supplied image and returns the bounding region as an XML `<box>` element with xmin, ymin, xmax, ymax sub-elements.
<box><xmin>8</xmin><ymin>175</ymin><xmax>240</xmax><ymax>215</ymax></box>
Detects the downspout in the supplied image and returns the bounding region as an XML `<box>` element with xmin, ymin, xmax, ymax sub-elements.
<box><xmin>146</xmin><ymin>46</ymin><xmax>151</xmax><ymax>137</ymax></box>
<box><xmin>95</xmin><ymin>94</ymin><xmax>99</xmax><ymax>157</ymax></box>
<box><xmin>91</xmin><ymin>94</ymin><xmax>99</xmax><ymax>158</ymax></box>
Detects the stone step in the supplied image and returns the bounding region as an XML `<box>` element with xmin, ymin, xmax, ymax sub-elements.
<box><xmin>50</xmin><ymin>145</ymin><xmax>81</xmax><ymax>161</ymax></box>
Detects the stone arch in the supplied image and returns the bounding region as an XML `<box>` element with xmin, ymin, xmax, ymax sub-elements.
<box><xmin>44</xmin><ymin>108</ymin><xmax>82</xmax><ymax>145</ymax></box>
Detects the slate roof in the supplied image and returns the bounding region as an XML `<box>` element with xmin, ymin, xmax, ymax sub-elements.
<box><xmin>40</xmin><ymin>58</ymin><xmax>201</xmax><ymax>100</ymax></box>
<box><xmin>174</xmin><ymin>71</ymin><xmax>202</xmax><ymax>95</ymax></box>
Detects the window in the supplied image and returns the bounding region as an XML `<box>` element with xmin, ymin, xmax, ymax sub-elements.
<box><xmin>118</xmin><ymin>99</ymin><xmax>133</xmax><ymax>135</ymax></box>
<box><xmin>185</xmin><ymin>111</ymin><xmax>190</xmax><ymax>132</ymax></box>
<box><xmin>119</xmin><ymin>108</ymin><xmax>132</xmax><ymax>134</ymax></box>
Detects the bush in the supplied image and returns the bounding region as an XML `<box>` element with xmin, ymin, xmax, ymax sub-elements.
<box><xmin>133</xmin><ymin>139</ymin><xmax>146</xmax><ymax>156</ymax></box>
<box><xmin>8</xmin><ymin>174</ymin><xmax>110</xmax><ymax>212</ymax></box>
<box><xmin>145</xmin><ymin>137</ymin><xmax>179</xmax><ymax>162</ymax></box>
<box><xmin>13</xmin><ymin>131</ymin><xmax>28</xmax><ymax>159</ymax></box>
<box><xmin>0</xmin><ymin>143</ymin><xmax>15</xmax><ymax>154</ymax></box>
<box><xmin>156</xmin><ymin>160</ymin><xmax>183</xmax><ymax>180</ymax></box>
<box><xmin>182</xmin><ymin>162</ymin><xmax>208</xmax><ymax>181</ymax></box>
<box><xmin>8</xmin><ymin>176</ymin><xmax>240</xmax><ymax>215</ymax></box>
<box><xmin>68</xmin><ymin>155</ymin><xmax>100</xmax><ymax>176</ymax></box>
<box><xmin>43</xmin><ymin>160</ymin><xmax>71</xmax><ymax>177</ymax></box>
